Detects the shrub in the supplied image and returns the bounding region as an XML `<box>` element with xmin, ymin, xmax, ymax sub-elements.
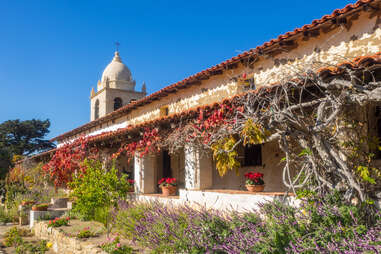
<box><xmin>69</xmin><ymin>159</ymin><xmax>131</xmax><ymax>221</ymax></box>
<box><xmin>114</xmin><ymin>192</ymin><xmax>381</xmax><ymax>254</ymax></box>
<box><xmin>0</xmin><ymin>206</ymin><xmax>13</xmax><ymax>224</ymax></box>
<box><xmin>3</xmin><ymin>227</ymin><xmax>32</xmax><ymax>247</ymax></box>
<box><xmin>5</xmin><ymin>181</ymin><xmax>28</xmax><ymax>209</ymax></box>
<box><xmin>100</xmin><ymin>236</ymin><xmax>133</xmax><ymax>254</ymax></box>
<box><xmin>4</xmin><ymin>227</ymin><xmax>23</xmax><ymax>247</ymax></box>
<box><xmin>15</xmin><ymin>240</ymin><xmax>49</xmax><ymax>254</ymax></box>
<box><xmin>114</xmin><ymin>201</ymin><xmax>149</xmax><ymax>240</ymax></box>
<box><xmin>76</xmin><ymin>227</ymin><xmax>97</xmax><ymax>239</ymax></box>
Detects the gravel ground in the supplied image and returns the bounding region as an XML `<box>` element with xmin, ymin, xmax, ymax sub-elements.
<box><xmin>0</xmin><ymin>224</ymin><xmax>55</xmax><ymax>254</ymax></box>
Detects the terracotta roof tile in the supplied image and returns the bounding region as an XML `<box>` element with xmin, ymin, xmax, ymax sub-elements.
<box><xmin>51</xmin><ymin>0</ymin><xmax>378</xmax><ymax>142</ymax></box>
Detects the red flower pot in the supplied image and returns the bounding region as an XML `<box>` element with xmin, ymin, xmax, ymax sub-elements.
<box><xmin>246</xmin><ymin>185</ymin><xmax>265</xmax><ymax>192</ymax></box>
<box><xmin>161</xmin><ymin>186</ymin><xmax>177</xmax><ymax>196</ymax></box>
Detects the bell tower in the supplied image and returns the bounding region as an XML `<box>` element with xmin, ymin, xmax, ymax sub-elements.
<box><xmin>90</xmin><ymin>51</ymin><xmax>147</xmax><ymax>121</ymax></box>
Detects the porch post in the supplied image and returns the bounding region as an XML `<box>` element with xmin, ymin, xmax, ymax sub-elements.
<box><xmin>184</xmin><ymin>145</ymin><xmax>213</xmax><ymax>190</ymax></box>
<box><xmin>134</xmin><ymin>153</ymin><xmax>157</xmax><ymax>194</ymax></box>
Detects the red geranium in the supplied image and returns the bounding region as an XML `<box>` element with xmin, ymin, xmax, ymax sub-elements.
<box><xmin>48</xmin><ymin>217</ymin><xmax>70</xmax><ymax>228</ymax></box>
<box><xmin>244</xmin><ymin>171</ymin><xmax>264</xmax><ymax>186</ymax></box>
<box><xmin>158</xmin><ymin>177</ymin><xmax>177</xmax><ymax>187</ymax></box>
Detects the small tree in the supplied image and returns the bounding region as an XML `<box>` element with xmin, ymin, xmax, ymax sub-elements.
<box><xmin>69</xmin><ymin>159</ymin><xmax>131</xmax><ymax>231</ymax></box>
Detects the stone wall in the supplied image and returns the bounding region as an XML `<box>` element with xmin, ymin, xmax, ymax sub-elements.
<box><xmin>33</xmin><ymin>222</ymin><xmax>106</xmax><ymax>254</ymax></box>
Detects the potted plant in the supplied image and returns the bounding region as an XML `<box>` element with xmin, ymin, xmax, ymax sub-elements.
<box><xmin>31</xmin><ymin>203</ymin><xmax>49</xmax><ymax>211</ymax></box>
<box><xmin>158</xmin><ymin>178</ymin><xmax>177</xmax><ymax>196</ymax></box>
<box><xmin>21</xmin><ymin>199</ymin><xmax>35</xmax><ymax>206</ymax></box>
<box><xmin>127</xmin><ymin>179</ymin><xmax>135</xmax><ymax>192</ymax></box>
<box><xmin>244</xmin><ymin>172</ymin><xmax>265</xmax><ymax>192</ymax></box>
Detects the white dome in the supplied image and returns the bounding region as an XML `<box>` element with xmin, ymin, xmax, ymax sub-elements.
<box><xmin>101</xmin><ymin>51</ymin><xmax>132</xmax><ymax>83</ymax></box>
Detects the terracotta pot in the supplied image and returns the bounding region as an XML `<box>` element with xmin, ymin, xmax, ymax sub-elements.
<box><xmin>32</xmin><ymin>205</ymin><xmax>48</xmax><ymax>211</ymax></box>
<box><xmin>21</xmin><ymin>201</ymin><xmax>35</xmax><ymax>206</ymax></box>
<box><xmin>128</xmin><ymin>187</ymin><xmax>134</xmax><ymax>192</ymax></box>
<box><xmin>161</xmin><ymin>186</ymin><xmax>177</xmax><ymax>196</ymax></box>
<box><xmin>246</xmin><ymin>185</ymin><xmax>265</xmax><ymax>192</ymax></box>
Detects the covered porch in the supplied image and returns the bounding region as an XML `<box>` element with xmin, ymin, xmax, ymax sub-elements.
<box><xmin>128</xmin><ymin>139</ymin><xmax>296</xmax><ymax>211</ymax></box>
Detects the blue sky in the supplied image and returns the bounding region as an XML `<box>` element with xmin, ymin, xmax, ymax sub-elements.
<box><xmin>0</xmin><ymin>0</ymin><xmax>351</xmax><ymax>140</ymax></box>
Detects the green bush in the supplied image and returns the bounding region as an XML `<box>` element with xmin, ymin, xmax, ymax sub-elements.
<box><xmin>5</xmin><ymin>182</ymin><xmax>28</xmax><ymax>209</ymax></box>
<box><xmin>100</xmin><ymin>236</ymin><xmax>133</xmax><ymax>254</ymax></box>
<box><xmin>69</xmin><ymin>159</ymin><xmax>131</xmax><ymax>221</ymax></box>
<box><xmin>114</xmin><ymin>202</ymin><xmax>149</xmax><ymax>239</ymax></box>
<box><xmin>76</xmin><ymin>227</ymin><xmax>97</xmax><ymax>238</ymax></box>
<box><xmin>4</xmin><ymin>227</ymin><xmax>32</xmax><ymax>247</ymax></box>
<box><xmin>0</xmin><ymin>206</ymin><xmax>13</xmax><ymax>223</ymax></box>
<box><xmin>15</xmin><ymin>240</ymin><xmax>49</xmax><ymax>254</ymax></box>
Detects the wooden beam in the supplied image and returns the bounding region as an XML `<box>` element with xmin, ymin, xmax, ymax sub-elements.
<box><xmin>226</xmin><ymin>62</ymin><xmax>238</xmax><ymax>70</ymax></box>
<box><xmin>188</xmin><ymin>80</ymin><xmax>202</xmax><ymax>86</ymax></box>
<box><xmin>210</xmin><ymin>69</ymin><xmax>223</xmax><ymax>75</ymax></box>
<box><xmin>198</xmin><ymin>75</ymin><xmax>210</xmax><ymax>80</ymax></box>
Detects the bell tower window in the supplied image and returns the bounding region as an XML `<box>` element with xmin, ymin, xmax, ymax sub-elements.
<box><xmin>94</xmin><ymin>100</ymin><xmax>99</xmax><ymax>120</ymax></box>
<box><xmin>114</xmin><ymin>97</ymin><xmax>123</xmax><ymax>110</ymax></box>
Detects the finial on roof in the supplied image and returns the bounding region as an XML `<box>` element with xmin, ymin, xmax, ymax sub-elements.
<box><xmin>90</xmin><ymin>87</ymin><xmax>95</xmax><ymax>97</ymax></box>
<box><xmin>142</xmin><ymin>82</ymin><xmax>147</xmax><ymax>93</ymax></box>
<box><xmin>113</xmin><ymin>51</ymin><xmax>122</xmax><ymax>63</ymax></box>
<box><xmin>112</xmin><ymin>42</ymin><xmax>122</xmax><ymax>62</ymax></box>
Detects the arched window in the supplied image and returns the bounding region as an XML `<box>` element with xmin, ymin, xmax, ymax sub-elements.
<box><xmin>94</xmin><ymin>100</ymin><xmax>99</xmax><ymax>120</ymax></box>
<box><xmin>114</xmin><ymin>97</ymin><xmax>123</xmax><ymax>110</ymax></box>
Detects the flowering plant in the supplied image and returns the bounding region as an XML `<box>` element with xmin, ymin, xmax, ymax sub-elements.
<box><xmin>244</xmin><ymin>172</ymin><xmax>264</xmax><ymax>185</ymax></box>
<box><xmin>48</xmin><ymin>217</ymin><xmax>70</xmax><ymax>228</ymax></box>
<box><xmin>77</xmin><ymin>227</ymin><xmax>96</xmax><ymax>238</ymax></box>
<box><xmin>127</xmin><ymin>179</ymin><xmax>135</xmax><ymax>192</ymax></box>
<box><xmin>158</xmin><ymin>177</ymin><xmax>177</xmax><ymax>187</ymax></box>
<box><xmin>100</xmin><ymin>235</ymin><xmax>133</xmax><ymax>254</ymax></box>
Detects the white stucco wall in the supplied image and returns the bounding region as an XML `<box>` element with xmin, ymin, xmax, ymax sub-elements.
<box><xmin>60</xmin><ymin>9</ymin><xmax>381</xmax><ymax>149</ymax></box>
<box><xmin>132</xmin><ymin>189</ymin><xmax>299</xmax><ymax>212</ymax></box>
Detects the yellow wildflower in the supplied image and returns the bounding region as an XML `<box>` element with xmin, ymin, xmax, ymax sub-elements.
<box><xmin>46</xmin><ymin>242</ymin><xmax>53</xmax><ymax>248</ymax></box>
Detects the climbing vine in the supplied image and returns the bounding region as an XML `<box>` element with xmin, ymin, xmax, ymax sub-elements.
<box><xmin>211</xmin><ymin>136</ymin><xmax>241</xmax><ymax>177</ymax></box>
<box><xmin>42</xmin><ymin>137</ymin><xmax>98</xmax><ymax>187</ymax></box>
<box><xmin>38</xmin><ymin>54</ymin><xmax>381</xmax><ymax>202</ymax></box>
